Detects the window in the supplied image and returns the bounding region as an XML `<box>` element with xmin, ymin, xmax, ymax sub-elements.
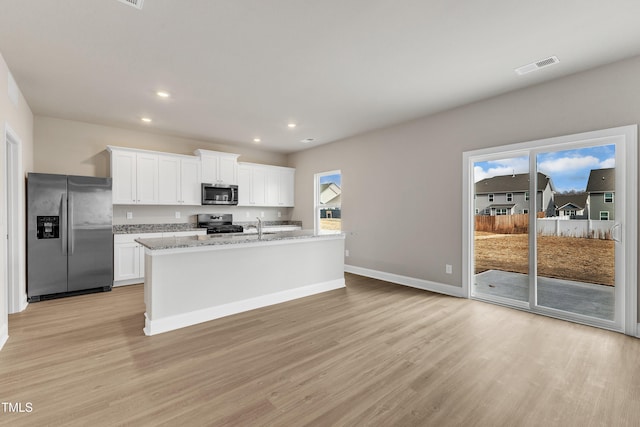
<box><xmin>600</xmin><ymin>211</ymin><xmax>610</xmax><ymax>220</ymax></box>
<box><xmin>604</xmin><ymin>192</ymin><xmax>614</xmax><ymax>203</ymax></box>
<box><xmin>314</xmin><ymin>170</ymin><xmax>342</xmax><ymax>234</ymax></box>
<box><xmin>525</xmin><ymin>192</ymin><xmax>529</xmax><ymax>201</ymax></box>
<box><xmin>475</xmin><ymin>209</ymin><xmax>479</xmax><ymax>214</ymax></box>
<box><xmin>506</xmin><ymin>193</ymin><xmax>513</xmax><ymax>202</ymax></box>
<box><xmin>495</xmin><ymin>208</ymin><xmax>508</xmax><ymax>215</ymax></box>
<box><xmin>523</xmin><ymin>209</ymin><xmax>529</xmax><ymax>214</ymax></box>
<box><xmin>488</xmin><ymin>194</ymin><xmax>494</xmax><ymax>202</ymax></box>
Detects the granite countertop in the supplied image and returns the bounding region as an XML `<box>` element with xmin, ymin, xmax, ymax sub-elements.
<box><xmin>113</xmin><ymin>223</ymin><xmax>203</xmax><ymax>234</ymax></box>
<box><xmin>113</xmin><ymin>221</ymin><xmax>302</xmax><ymax>234</ymax></box>
<box><xmin>136</xmin><ymin>230</ymin><xmax>344</xmax><ymax>251</ymax></box>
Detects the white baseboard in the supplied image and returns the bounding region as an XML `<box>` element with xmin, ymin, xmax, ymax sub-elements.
<box><xmin>144</xmin><ymin>278</ymin><xmax>346</xmax><ymax>336</ymax></box>
<box><xmin>0</xmin><ymin>324</ymin><xmax>8</xmax><ymax>351</ymax></box>
<box><xmin>344</xmin><ymin>265</ymin><xmax>465</xmax><ymax>298</ymax></box>
<box><xmin>114</xmin><ymin>278</ymin><xmax>144</xmax><ymax>287</ymax></box>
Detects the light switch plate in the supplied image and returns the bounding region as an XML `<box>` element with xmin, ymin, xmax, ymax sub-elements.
<box><xmin>175</xmin><ymin>211</ymin><xmax>181</xmax><ymax>219</ymax></box>
<box><xmin>126</xmin><ymin>212</ymin><xmax>133</xmax><ymax>219</ymax></box>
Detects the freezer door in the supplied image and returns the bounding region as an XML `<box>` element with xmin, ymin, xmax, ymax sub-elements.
<box><xmin>67</xmin><ymin>176</ymin><xmax>113</xmax><ymax>292</ymax></box>
<box><xmin>27</xmin><ymin>173</ymin><xmax>68</xmax><ymax>298</ymax></box>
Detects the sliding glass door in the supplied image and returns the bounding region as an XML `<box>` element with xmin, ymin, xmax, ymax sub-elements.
<box><xmin>464</xmin><ymin>126</ymin><xmax>636</xmax><ymax>334</ymax></box>
<box><xmin>533</xmin><ymin>145</ymin><xmax>618</xmax><ymax>321</ymax></box>
<box><xmin>473</xmin><ymin>153</ymin><xmax>530</xmax><ymax>308</ymax></box>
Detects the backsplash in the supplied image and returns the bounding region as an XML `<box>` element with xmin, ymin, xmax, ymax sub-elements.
<box><xmin>112</xmin><ymin>205</ymin><xmax>293</xmax><ymax>225</ymax></box>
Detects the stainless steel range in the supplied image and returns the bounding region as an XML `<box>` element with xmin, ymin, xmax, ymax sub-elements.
<box><xmin>197</xmin><ymin>213</ymin><xmax>243</xmax><ymax>234</ymax></box>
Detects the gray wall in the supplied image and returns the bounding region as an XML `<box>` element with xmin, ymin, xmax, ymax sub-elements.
<box><xmin>288</xmin><ymin>55</ymin><xmax>640</xmax><ymax>307</ymax></box>
<box><xmin>34</xmin><ymin>116</ymin><xmax>288</xmax><ymax>177</ymax></box>
<box><xmin>0</xmin><ymin>52</ymin><xmax>34</xmax><ymax>339</ymax></box>
<box><xmin>33</xmin><ymin>116</ymin><xmax>292</xmax><ymax>225</ymax></box>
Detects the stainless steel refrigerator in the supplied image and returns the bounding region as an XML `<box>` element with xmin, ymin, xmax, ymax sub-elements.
<box><xmin>27</xmin><ymin>173</ymin><xmax>113</xmax><ymax>301</ymax></box>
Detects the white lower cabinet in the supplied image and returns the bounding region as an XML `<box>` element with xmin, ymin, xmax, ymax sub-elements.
<box><xmin>113</xmin><ymin>230</ymin><xmax>206</xmax><ymax>286</ymax></box>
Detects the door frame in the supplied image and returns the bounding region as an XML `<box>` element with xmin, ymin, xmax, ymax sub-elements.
<box><xmin>3</xmin><ymin>123</ymin><xmax>27</xmax><ymax>314</ymax></box>
<box><xmin>462</xmin><ymin>125</ymin><xmax>637</xmax><ymax>336</ymax></box>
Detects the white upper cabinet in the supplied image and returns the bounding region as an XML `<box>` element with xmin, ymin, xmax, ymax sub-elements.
<box><xmin>278</xmin><ymin>168</ymin><xmax>295</xmax><ymax>206</ymax></box>
<box><xmin>109</xmin><ymin>146</ymin><xmax>292</xmax><ymax>207</ymax></box>
<box><xmin>237</xmin><ymin>162</ymin><xmax>295</xmax><ymax>207</ymax></box>
<box><xmin>109</xmin><ymin>147</ymin><xmax>159</xmax><ymax>205</ymax></box>
<box><xmin>238</xmin><ymin>163</ymin><xmax>265</xmax><ymax>206</ymax></box>
<box><xmin>237</xmin><ymin>164</ymin><xmax>252</xmax><ymax>206</ymax></box>
<box><xmin>109</xmin><ymin>146</ymin><xmax>201</xmax><ymax>206</ymax></box>
<box><xmin>195</xmin><ymin>149</ymin><xmax>240</xmax><ymax>185</ymax></box>
<box><xmin>158</xmin><ymin>154</ymin><xmax>202</xmax><ymax>205</ymax></box>
<box><xmin>179</xmin><ymin>157</ymin><xmax>202</xmax><ymax>205</ymax></box>
<box><xmin>157</xmin><ymin>155</ymin><xmax>180</xmax><ymax>204</ymax></box>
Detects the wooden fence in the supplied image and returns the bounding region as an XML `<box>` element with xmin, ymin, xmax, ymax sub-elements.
<box><xmin>476</xmin><ymin>214</ymin><xmax>613</xmax><ymax>239</ymax></box>
<box><xmin>475</xmin><ymin>213</ymin><xmax>543</xmax><ymax>234</ymax></box>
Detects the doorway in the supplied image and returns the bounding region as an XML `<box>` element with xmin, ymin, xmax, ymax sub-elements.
<box><xmin>4</xmin><ymin>124</ymin><xmax>25</xmax><ymax>314</ymax></box>
<box><xmin>463</xmin><ymin>126</ymin><xmax>637</xmax><ymax>335</ymax></box>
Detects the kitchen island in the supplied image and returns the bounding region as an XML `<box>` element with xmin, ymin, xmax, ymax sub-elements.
<box><xmin>136</xmin><ymin>231</ymin><xmax>345</xmax><ymax>335</ymax></box>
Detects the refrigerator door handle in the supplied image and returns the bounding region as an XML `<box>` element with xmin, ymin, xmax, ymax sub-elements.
<box><xmin>61</xmin><ymin>193</ymin><xmax>68</xmax><ymax>255</ymax></box>
<box><xmin>69</xmin><ymin>192</ymin><xmax>75</xmax><ymax>255</ymax></box>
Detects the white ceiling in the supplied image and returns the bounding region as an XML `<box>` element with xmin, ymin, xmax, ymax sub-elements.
<box><xmin>2</xmin><ymin>1</ymin><xmax>640</xmax><ymax>153</ymax></box>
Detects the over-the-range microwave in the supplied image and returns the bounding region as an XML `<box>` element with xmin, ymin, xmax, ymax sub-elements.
<box><xmin>201</xmin><ymin>183</ymin><xmax>239</xmax><ymax>205</ymax></box>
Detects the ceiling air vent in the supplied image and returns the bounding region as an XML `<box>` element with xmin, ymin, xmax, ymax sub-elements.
<box><xmin>117</xmin><ymin>0</ymin><xmax>144</xmax><ymax>10</ymax></box>
<box><xmin>515</xmin><ymin>56</ymin><xmax>559</xmax><ymax>75</ymax></box>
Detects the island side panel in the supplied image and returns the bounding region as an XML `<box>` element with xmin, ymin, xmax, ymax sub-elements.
<box><xmin>144</xmin><ymin>237</ymin><xmax>345</xmax><ymax>335</ymax></box>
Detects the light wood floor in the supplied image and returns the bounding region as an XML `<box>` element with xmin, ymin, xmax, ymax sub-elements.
<box><xmin>2</xmin><ymin>273</ymin><xmax>640</xmax><ymax>426</ymax></box>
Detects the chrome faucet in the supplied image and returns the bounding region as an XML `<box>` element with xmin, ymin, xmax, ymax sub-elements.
<box><xmin>256</xmin><ymin>217</ymin><xmax>263</xmax><ymax>240</ymax></box>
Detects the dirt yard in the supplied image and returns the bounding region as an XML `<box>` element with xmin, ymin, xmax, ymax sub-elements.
<box><xmin>320</xmin><ymin>218</ymin><xmax>342</xmax><ymax>231</ymax></box>
<box><xmin>475</xmin><ymin>232</ymin><xmax>615</xmax><ymax>286</ymax></box>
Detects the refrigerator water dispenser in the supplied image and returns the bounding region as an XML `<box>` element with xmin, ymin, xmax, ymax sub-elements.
<box><xmin>36</xmin><ymin>215</ymin><xmax>60</xmax><ymax>239</ymax></box>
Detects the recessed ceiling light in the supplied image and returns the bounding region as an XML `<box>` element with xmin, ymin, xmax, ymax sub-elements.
<box><xmin>300</xmin><ymin>138</ymin><xmax>314</xmax><ymax>144</ymax></box>
<box><xmin>156</xmin><ymin>91</ymin><xmax>170</xmax><ymax>98</ymax></box>
<box><xmin>287</xmin><ymin>123</ymin><xmax>297</xmax><ymax>128</ymax></box>
<box><xmin>253</xmin><ymin>138</ymin><xmax>261</xmax><ymax>143</ymax></box>
<box><xmin>141</xmin><ymin>117</ymin><xmax>152</xmax><ymax>123</ymax></box>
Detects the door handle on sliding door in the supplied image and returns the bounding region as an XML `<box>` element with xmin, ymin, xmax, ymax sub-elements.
<box><xmin>610</xmin><ymin>223</ymin><xmax>622</xmax><ymax>243</ymax></box>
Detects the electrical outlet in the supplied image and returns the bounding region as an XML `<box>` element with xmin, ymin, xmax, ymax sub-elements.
<box><xmin>345</xmin><ymin>249</ymin><xmax>350</xmax><ymax>257</ymax></box>
<box><xmin>277</xmin><ymin>211</ymin><xmax>282</xmax><ymax>218</ymax></box>
<box><xmin>260</xmin><ymin>211</ymin><xmax>265</xmax><ymax>218</ymax></box>
<box><xmin>126</xmin><ymin>212</ymin><xmax>133</xmax><ymax>219</ymax></box>
<box><xmin>446</xmin><ymin>264</ymin><xmax>453</xmax><ymax>274</ymax></box>
<box><xmin>175</xmin><ymin>211</ymin><xmax>181</xmax><ymax>219</ymax></box>
<box><xmin>246</xmin><ymin>211</ymin><xmax>250</xmax><ymax>218</ymax></box>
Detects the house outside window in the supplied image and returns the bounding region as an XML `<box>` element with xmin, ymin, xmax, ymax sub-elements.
<box><xmin>488</xmin><ymin>194</ymin><xmax>494</xmax><ymax>202</ymax></box>
<box><xmin>506</xmin><ymin>193</ymin><xmax>513</xmax><ymax>202</ymax></box>
<box><xmin>525</xmin><ymin>192</ymin><xmax>529</xmax><ymax>201</ymax></box>
<box><xmin>600</xmin><ymin>211</ymin><xmax>610</xmax><ymax>220</ymax></box>
<box><xmin>495</xmin><ymin>208</ymin><xmax>508</xmax><ymax>215</ymax></box>
<box><xmin>604</xmin><ymin>192</ymin><xmax>614</xmax><ymax>203</ymax></box>
<box><xmin>314</xmin><ymin>170</ymin><xmax>342</xmax><ymax>234</ymax></box>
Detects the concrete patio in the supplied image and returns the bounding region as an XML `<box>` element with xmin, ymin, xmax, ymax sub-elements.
<box><xmin>474</xmin><ymin>270</ymin><xmax>614</xmax><ymax>320</ymax></box>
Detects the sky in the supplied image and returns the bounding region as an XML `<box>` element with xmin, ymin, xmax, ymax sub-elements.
<box><xmin>320</xmin><ymin>173</ymin><xmax>341</xmax><ymax>187</ymax></box>
<box><xmin>474</xmin><ymin>144</ymin><xmax>615</xmax><ymax>192</ymax></box>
